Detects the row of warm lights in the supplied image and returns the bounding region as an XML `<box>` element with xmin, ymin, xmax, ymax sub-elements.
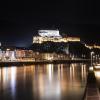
<box><xmin>0</xmin><ymin>49</ymin><xmax>34</xmax><ymax>61</ymax></box>
<box><xmin>33</xmin><ymin>36</ymin><xmax>80</xmax><ymax>44</ymax></box>
<box><xmin>85</xmin><ymin>44</ymin><xmax>100</xmax><ymax>49</ymax></box>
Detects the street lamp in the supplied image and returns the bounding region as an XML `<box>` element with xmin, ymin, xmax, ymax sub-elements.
<box><xmin>89</xmin><ymin>51</ymin><xmax>94</xmax><ymax>71</ymax></box>
<box><xmin>91</xmin><ymin>51</ymin><xmax>94</xmax><ymax>66</ymax></box>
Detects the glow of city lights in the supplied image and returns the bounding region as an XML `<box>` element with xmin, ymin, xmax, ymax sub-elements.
<box><xmin>11</xmin><ymin>51</ymin><xmax>16</xmax><ymax>61</ymax></box>
<box><xmin>3</xmin><ymin>67</ymin><xmax>8</xmax><ymax>84</ymax></box>
<box><xmin>33</xmin><ymin>30</ymin><xmax>80</xmax><ymax>43</ymax></box>
<box><xmin>6</xmin><ymin>51</ymin><xmax>9</xmax><ymax>57</ymax></box>
<box><xmin>94</xmin><ymin>71</ymin><xmax>100</xmax><ymax>78</ymax></box>
<box><xmin>38</xmin><ymin>30</ymin><xmax>61</xmax><ymax>37</ymax></box>
<box><xmin>81</xmin><ymin>64</ymin><xmax>86</xmax><ymax>82</ymax></box>
<box><xmin>47</xmin><ymin>64</ymin><xmax>53</xmax><ymax>81</ymax></box>
<box><xmin>94</xmin><ymin>65</ymin><xmax>100</xmax><ymax>69</ymax></box>
<box><xmin>11</xmin><ymin>67</ymin><xmax>16</xmax><ymax>97</ymax></box>
<box><xmin>97</xmin><ymin>64</ymin><xmax>100</xmax><ymax>66</ymax></box>
<box><xmin>6</xmin><ymin>48</ymin><xmax>10</xmax><ymax>51</ymax></box>
<box><xmin>89</xmin><ymin>66</ymin><xmax>93</xmax><ymax>71</ymax></box>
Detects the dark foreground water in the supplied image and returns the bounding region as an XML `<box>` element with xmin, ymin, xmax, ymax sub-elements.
<box><xmin>0</xmin><ymin>63</ymin><xmax>88</xmax><ymax>100</ymax></box>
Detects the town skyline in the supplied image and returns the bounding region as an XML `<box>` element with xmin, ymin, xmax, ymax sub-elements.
<box><xmin>0</xmin><ymin>28</ymin><xmax>100</xmax><ymax>47</ymax></box>
<box><xmin>0</xmin><ymin>0</ymin><xmax>100</xmax><ymax>46</ymax></box>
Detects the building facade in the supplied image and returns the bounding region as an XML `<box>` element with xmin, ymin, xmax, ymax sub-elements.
<box><xmin>33</xmin><ymin>30</ymin><xmax>80</xmax><ymax>44</ymax></box>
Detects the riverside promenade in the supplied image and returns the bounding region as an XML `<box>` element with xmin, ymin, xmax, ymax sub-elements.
<box><xmin>84</xmin><ymin>70</ymin><xmax>100</xmax><ymax>100</ymax></box>
<box><xmin>0</xmin><ymin>59</ymin><xmax>90</xmax><ymax>66</ymax></box>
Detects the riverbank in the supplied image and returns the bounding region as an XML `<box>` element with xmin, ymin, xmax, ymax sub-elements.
<box><xmin>84</xmin><ymin>71</ymin><xmax>100</xmax><ymax>100</ymax></box>
<box><xmin>0</xmin><ymin>59</ymin><xmax>90</xmax><ymax>66</ymax></box>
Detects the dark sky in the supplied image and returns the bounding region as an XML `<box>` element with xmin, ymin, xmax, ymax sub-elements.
<box><xmin>0</xmin><ymin>0</ymin><xmax>100</xmax><ymax>47</ymax></box>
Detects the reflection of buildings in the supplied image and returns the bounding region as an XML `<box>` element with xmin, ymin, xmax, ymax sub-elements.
<box><xmin>33</xmin><ymin>30</ymin><xmax>80</xmax><ymax>44</ymax></box>
<box><xmin>0</xmin><ymin>64</ymin><xmax>88</xmax><ymax>100</ymax></box>
<box><xmin>94</xmin><ymin>70</ymin><xmax>100</xmax><ymax>88</ymax></box>
<box><xmin>32</xmin><ymin>63</ymin><xmax>87</xmax><ymax>99</ymax></box>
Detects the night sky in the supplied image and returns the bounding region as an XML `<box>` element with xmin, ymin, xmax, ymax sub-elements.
<box><xmin>0</xmin><ymin>0</ymin><xmax>100</xmax><ymax>47</ymax></box>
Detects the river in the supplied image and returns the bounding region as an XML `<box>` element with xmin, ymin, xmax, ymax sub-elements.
<box><xmin>0</xmin><ymin>63</ymin><xmax>88</xmax><ymax>100</ymax></box>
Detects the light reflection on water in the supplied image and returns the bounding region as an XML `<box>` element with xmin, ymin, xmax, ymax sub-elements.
<box><xmin>94</xmin><ymin>70</ymin><xmax>100</xmax><ymax>88</ymax></box>
<box><xmin>0</xmin><ymin>63</ymin><xmax>88</xmax><ymax>100</ymax></box>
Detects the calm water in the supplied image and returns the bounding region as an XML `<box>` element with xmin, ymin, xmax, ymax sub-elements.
<box><xmin>0</xmin><ymin>63</ymin><xmax>88</xmax><ymax>100</ymax></box>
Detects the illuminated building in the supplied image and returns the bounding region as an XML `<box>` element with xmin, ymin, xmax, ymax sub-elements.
<box><xmin>15</xmin><ymin>50</ymin><xmax>25</xmax><ymax>58</ymax></box>
<box><xmin>67</xmin><ymin>37</ymin><xmax>80</xmax><ymax>42</ymax></box>
<box><xmin>15</xmin><ymin>50</ymin><xmax>33</xmax><ymax>59</ymax></box>
<box><xmin>85</xmin><ymin>44</ymin><xmax>100</xmax><ymax>49</ymax></box>
<box><xmin>33</xmin><ymin>30</ymin><xmax>80</xmax><ymax>44</ymax></box>
<box><xmin>0</xmin><ymin>49</ymin><xmax>16</xmax><ymax>61</ymax></box>
<box><xmin>38</xmin><ymin>30</ymin><xmax>61</xmax><ymax>37</ymax></box>
<box><xmin>0</xmin><ymin>48</ymin><xmax>34</xmax><ymax>61</ymax></box>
